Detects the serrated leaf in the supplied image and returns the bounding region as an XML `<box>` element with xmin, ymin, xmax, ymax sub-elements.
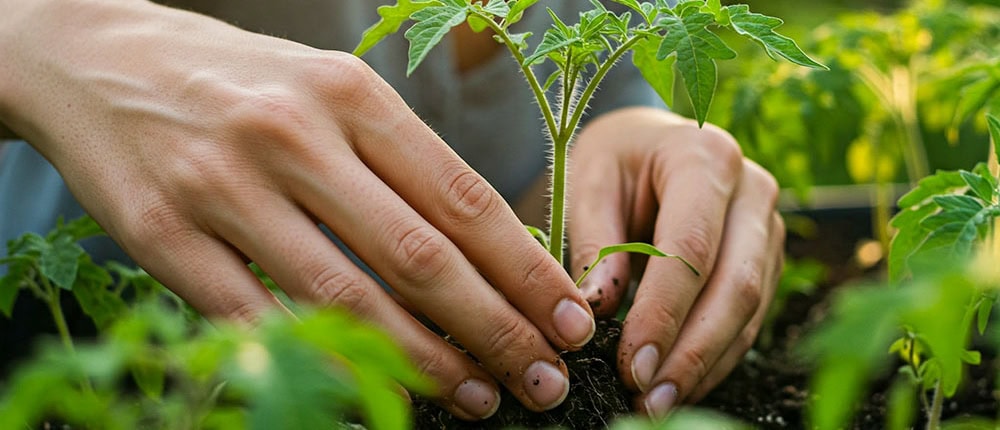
<box><xmin>39</xmin><ymin>234</ymin><xmax>84</xmax><ymax>291</ymax></box>
<box><xmin>354</xmin><ymin>0</ymin><xmax>437</xmax><ymax>57</ymax></box>
<box><xmin>897</xmin><ymin>170</ymin><xmax>966</xmax><ymax>208</ymax></box>
<box><xmin>481</xmin><ymin>0</ymin><xmax>509</xmax><ymax>17</ymax></box>
<box><xmin>633</xmin><ymin>35</ymin><xmax>676</xmax><ymax>109</ymax></box>
<box><xmin>467</xmin><ymin>14</ymin><xmax>490</xmax><ymax>33</ymax></box>
<box><xmin>988</xmin><ymin>114</ymin><xmax>1000</xmax><ymax>167</ymax></box>
<box><xmin>889</xmin><ymin>204</ymin><xmax>936</xmax><ymax>281</ymax></box>
<box><xmin>576</xmin><ymin>242</ymin><xmax>699</xmax><ymax>287</ymax></box>
<box><xmin>952</xmin><ymin>78</ymin><xmax>1000</xmax><ymax>133</ymax></box>
<box><xmin>656</xmin><ymin>13</ymin><xmax>735</xmax><ymax>126</ymax></box>
<box><xmin>960</xmin><ymin>170</ymin><xmax>995</xmax><ymax>202</ymax></box>
<box><xmin>524</xmin><ymin>29</ymin><xmax>580</xmax><ymax>66</ymax></box>
<box><xmin>932</xmin><ymin>194</ymin><xmax>985</xmax><ymax>214</ymax></box>
<box><xmin>72</xmin><ymin>258</ymin><xmax>123</xmax><ymax>330</ymax></box>
<box><xmin>404</xmin><ymin>0</ymin><xmax>468</xmax><ymax>76</ymax></box>
<box><xmin>725</xmin><ymin>5</ymin><xmax>826</xmax><ymax>70</ymax></box>
<box><xmin>506</xmin><ymin>0</ymin><xmax>539</xmax><ymax>26</ymax></box>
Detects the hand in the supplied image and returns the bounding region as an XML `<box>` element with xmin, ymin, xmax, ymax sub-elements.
<box><xmin>0</xmin><ymin>0</ymin><xmax>596</xmax><ymax>419</ymax></box>
<box><xmin>568</xmin><ymin>107</ymin><xmax>783</xmax><ymax>419</ymax></box>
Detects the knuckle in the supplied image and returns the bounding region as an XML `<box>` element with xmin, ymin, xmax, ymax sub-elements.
<box><xmin>125</xmin><ymin>200</ymin><xmax>191</xmax><ymax>254</ymax></box>
<box><xmin>414</xmin><ymin>348</ymin><xmax>453</xmax><ymax>389</ymax></box>
<box><xmin>219</xmin><ymin>299</ymin><xmax>263</xmax><ymax>324</ymax></box>
<box><xmin>389</xmin><ymin>223</ymin><xmax>452</xmax><ymax>285</ymax></box>
<box><xmin>666</xmin><ymin>222</ymin><xmax>715</xmax><ymax>273</ymax></box>
<box><xmin>441</xmin><ymin>167</ymin><xmax>501</xmax><ymax>224</ymax></box>
<box><xmin>641</xmin><ymin>301</ymin><xmax>685</xmax><ymax>344</ymax></box>
<box><xmin>677</xmin><ymin>346</ymin><xmax>712</xmax><ymax>384</ymax></box>
<box><xmin>731</xmin><ymin>265</ymin><xmax>764</xmax><ymax>318</ymax></box>
<box><xmin>306</xmin><ymin>265</ymin><xmax>370</xmax><ymax>313</ymax></box>
<box><xmin>520</xmin><ymin>252</ymin><xmax>564</xmax><ymax>290</ymax></box>
<box><xmin>230</xmin><ymin>91</ymin><xmax>314</xmax><ymax>138</ymax></box>
<box><xmin>480</xmin><ymin>312</ymin><xmax>529</xmax><ymax>360</ymax></box>
<box><xmin>744</xmin><ymin>161</ymin><xmax>780</xmax><ymax>208</ymax></box>
<box><xmin>311</xmin><ymin>52</ymin><xmax>383</xmax><ymax>103</ymax></box>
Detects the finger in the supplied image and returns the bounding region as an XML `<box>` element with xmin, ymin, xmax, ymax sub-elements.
<box><xmin>686</xmin><ymin>212</ymin><xmax>785</xmax><ymax>403</ymax></box>
<box><xmin>567</xmin><ymin>139</ymin><xmax>634</xmax><ymax>317</ymax></box>
<box><xmin>115</xmin><ymin>209</ymin><xmax>282</xmax><ymax>323</ymax></box>
<box><xmin>333</xmin><ymin>72</ymin><xmax>594</xmax><ymax>352</ymax></box>
<box><xmin>205</xmin><ymin>195</ymin><xmax>503</xmax><ymax>420</ymax></box>
<box><xmin>617</xmin><ymin>126</ymin><xmax>744</xmax><ymax>392</ymax></box>
<box><xmin>632</xmin><ymin>162</ymin><xmax>779</xmax><ymax>420</ymax></box>
<box><xmin>288</xmin><ymin>146</ymin><xmax>570</xmax><ymax>412</ymax></box>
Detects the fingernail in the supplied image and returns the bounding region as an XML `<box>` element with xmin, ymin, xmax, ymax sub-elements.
<box><xmin>454</xmin><ymin>379</ymin><xmax>500</xmax><ymax>419</ymax></box>
<box><xmin>524</xmin><ymin>360</ymin><xmax>570</xmax><ymax>410</ymax></box>
<box><xmin>631</xmin><ymin>344</ymin><xmax>660</xmax><ymax>393</ymax></box>
<box><xmin>553</xmin><ymin>298</ymin><xmax>595</xmax><ymax>348</ymax></box>
<box><xmin>644</xmin><ymin>383</ymin><xmax>678</xmax><ymax>420</ymax></box>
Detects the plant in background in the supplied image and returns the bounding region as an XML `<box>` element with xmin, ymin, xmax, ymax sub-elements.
<box><xmin>0</xmin><ymin>220</ymin><xmax>431</xmax><ymax>429</ymax></box>
<box><xmin>802</xmin><ymin>113</ymin><xmax>1000</xmax><ymax>430</ymax></box>
<box><xmin>354</xmin><ymin>0</ymin><xmax>825</xmax><ymax>275</ymax></box>
<box><xmin>714</xmin><ymin>0</ymin><xmax>1000</xmax><ymax>241</ymax></box>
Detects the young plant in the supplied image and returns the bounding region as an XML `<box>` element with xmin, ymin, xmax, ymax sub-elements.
<box><xmin>803</xmin><ymin>113</ymin><xmax>1000</xmax><ymax>430</ymax></box>
<box><xmin>354</xmin><ymin>0</ymin><xmax>825</xmax><ymax>274</ymax></box>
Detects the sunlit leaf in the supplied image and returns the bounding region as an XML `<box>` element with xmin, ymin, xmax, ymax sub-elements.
<box><xmin>656</xmin><ymin>12</ymin><xmax>735</xmax><ymax>126</ymax></box>
<box><xmin>354</xmin><ymin>0</ymin><xmax>437</xmax><ymax>57</ymax></box>
<box><xmin>633</xmin><ymin>35</ymin><xmax>676</xmax><ymax>109</ymax></box>
<box><xmin>405</xmin><ymin>0</ymin><xmax>469</xmax><ymax>76</ymax></box>
<box><xmin>725</xmin><ymin>5</ymin><xmax>826</xmax><ymax>69</ymax></box>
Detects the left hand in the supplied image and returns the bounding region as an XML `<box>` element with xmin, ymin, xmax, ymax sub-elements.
<box><xmin>567</xmin><ymin>107</ymin><xmax>784</xmax><ymax>419</ymax></box>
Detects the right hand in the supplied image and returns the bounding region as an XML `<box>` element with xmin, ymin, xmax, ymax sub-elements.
<box><xmin>0</xmin><ymin>0</ymin><xmax>595</xmax><ymax>419</ymax></box>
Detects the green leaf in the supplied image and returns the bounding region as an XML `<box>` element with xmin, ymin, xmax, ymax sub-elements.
<box><xmin>481</xmin><ymin>0</ymin><xmax>509</xmax><ymax>17</ymax></box>
<box><xmin>404</xmin><ymin>0</ymin><xmax>469</xmax><ymax>76</ymax></box>
<box><xmin>977</xmin><ymin>297</ymin><xmax>993</xmax><ymax>335</ymax></box>
<box><xmin>72</xmin><ymin>258</ymin><xmax>124</xmax><ymax>330</ymax></box>
<box><xmin>575</xmin><ymin>242</ymin><xmax>699</xmax><ymax>287</ymax></box>
<box><xmin>960</xmin><ymin>349</ymin><xmax>981</xmax><ymax>365</ymax></box>
<box><xmin>131</xmin><ymin>358</ymin><xmax>166</xmax><ymax>400</ymax></box>
<box><xmin>725</xmin><ymin>5</ymin><xmax>826</xmax><ymax>70</ymax></box>
<box><xmin>656</xmin><ymin>12</ymin><xmax>735</xmax><ymax>126</ymax></box>
<box><xmin>525</xmin><ymin>225</ymin><xmax>550</xmax><ymax>250</ymax></box>
<box><xmin>633</xmin><ymin>35</ymin><xmax>676</xmax><ymax>109</ymax></box>
<box><xmin>988</xmin><ymin>114</ymin><xmax>1000</xmax><ymax>167</ymax></box>
<box><xmin>0</xmin><ymin>271</ymin><xmax>22</xmax><ymax>318</ymax></box>
<box><xmin>960</xmin><ymin>170</ymin><xmax>995</xmax><ymax>203</ymax></box>
<box><xmin>932</xmin><ymin>194</ymin><xmax>985</xmax><ymax>214</ymax></box>
<box><xmin>524</xmin><ymin>29</ymin><xmax>581</xmax><ymax>66</ymax></box>
<box><xmin>354</xmin><ymin>0</ymin><xmax>437</xmax><ymax>57</ymax></box>
<box><xmin>888</xmin><ymin>204</ymin><xmax>935</xmax><ymax>281</ymax></box>
<box><xmin>506</xmin><ymin>0</ymin><xmax>539</xmax><ymax>26</ymax></box>
<box><xmin>39</xmin><ymin>234</ymin><xmax>84</xmax><ymax>291</ymax></box>
<box><xmin>897</xmin><ymin>170</ymin><xmax>966</xmax><ymax>208</ymax></box>
<box><xmin>886</xmin><ymin>376</ymin><xmax>916</xmax><ymax>430</ymax></box>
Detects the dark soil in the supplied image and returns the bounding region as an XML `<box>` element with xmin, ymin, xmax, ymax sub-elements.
<box><xmin>414</xmin><ymin>318</ymin><xmax>631</xmax><ymax>429</ymax></box>
<box><xmin>413</xmin><ymin>207</ymin><xmax>1000</xmax><ymax>429</ymax></box>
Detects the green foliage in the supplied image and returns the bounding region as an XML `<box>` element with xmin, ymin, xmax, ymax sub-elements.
<box><xmin>575</xmin><ymin>242</ymin><xmax>700</xmax><ymax>287</ymax></box>
<box><xmin>0</xmin><ymin>217</ymin><xmax>431</xmax><ymax>429</ymax></box>
<box><xmin>611</xmin><ymin>408</ymin><xmax>750</xmax><ymax>429</ymax></box>
<box><xmin>889</xmin><ymin>163</ymin><xmax>1000</xmax><ymax>282</ymax></box>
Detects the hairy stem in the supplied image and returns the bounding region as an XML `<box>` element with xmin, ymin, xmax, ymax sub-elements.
<box><xmin>925</xmin><ymin>380</ymin><xmax>943</xmax><ymax>430</ymax></box>
<box><xmin>482</xmin><ymin>15</ymin><xmax>559</xmax><ymax>143</ymax></box>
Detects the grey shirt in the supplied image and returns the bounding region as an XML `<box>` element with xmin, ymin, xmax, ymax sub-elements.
<box><xmin>0</xmin><ymin>1</ymin><xmax>663</xmax><ymax>264</ymax></box>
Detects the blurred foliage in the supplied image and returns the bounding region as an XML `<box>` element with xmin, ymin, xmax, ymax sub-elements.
<box><xmin>0</xmin><ymin>217</ymin><xmax>431</xmax><ymax>430</ymax></box>
<box><xmin>708</xmin><ymin>0</ymin><xmax>1000</xmax><ymax>199</ymax></box>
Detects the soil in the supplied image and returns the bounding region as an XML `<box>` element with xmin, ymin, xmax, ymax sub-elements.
<box><xmin>412</xmin><ymin>207</ymin><xmax>1000</xmax><ymax>429</ymax></box>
